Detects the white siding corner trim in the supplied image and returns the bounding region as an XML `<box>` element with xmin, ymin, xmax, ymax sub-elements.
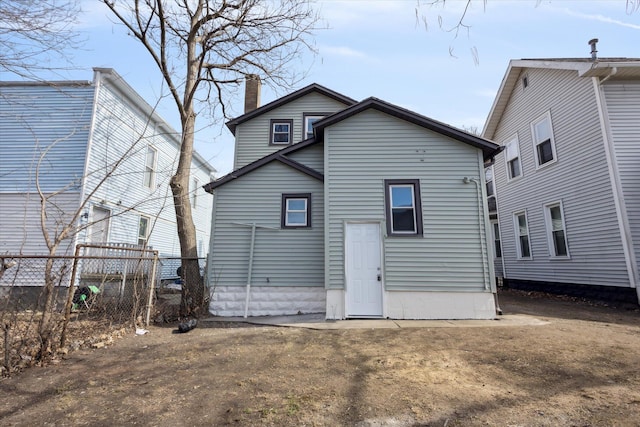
<box><xmin>592</xmin><ymin>77</ymin><xmax>639</xmax><ymax>290</ymax></box>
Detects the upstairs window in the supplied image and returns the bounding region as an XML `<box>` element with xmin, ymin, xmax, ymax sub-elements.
<box><xmin>531</xmin><ymin>112</ymin><xmax>557</xmax><ymax>168</ymax></box>
<box><xmin>281</xmin><ymin>193</ymin><xmax>311</xmax><ymax>228</ymax></box>
<box><xmin>143</xmin><ymin>146</ymin><xmax>157</xmax><ymax>188</ymax></box>
<box><xmin>270</xmin><ymin>119</ymin><xmax>293</xmax><ymax>145</ymax></box>
<box><xmin>505</xmin><ymin>136</ymin><xmax>522</xmax><ymax>181</ymax></box>
<box><xmin>544</xmin><ymin>202</ymin><xmax>569</xmax><ymax>257</ymax></box>
<box><xmin>514</xmin><ymin>211</ymin><xmax>531</xmax><ymax>259</ymax></box>
<box><xmin>485</xmin><ymin>166</ymin><xmax>494</xmax><ymax>197</ymax></box>
<box><xmin>385</xmin><ymin>179</ymin><xmax>423</xmax><ymax>237</ymax></box>
<box><xmin>303</xmin><ymin>113</ymin><xmax>327</xmax><ymax>139</ymax></box>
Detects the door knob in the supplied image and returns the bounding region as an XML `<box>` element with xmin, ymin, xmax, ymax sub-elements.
<box><xmin>377</xmin><ymin>274</ymin><xmax>381</xmax><ymax>282</ymax></box>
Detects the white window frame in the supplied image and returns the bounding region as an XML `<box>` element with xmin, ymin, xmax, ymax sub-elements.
<box><xmin>544</xmin><ymin>201</ymin><xmax>570</xmax><ymax>258</ymax></box>
<box><xmin>513</xmin><ymin>211</ymin><xmax>532</xmax><ymax>260</ymax></box>
<box><xmin>138</xmin><ymin>215</ymin><xmax>150</xmax><ymax>247</ymax></box>
<box><xmin>270</xmin><ymin>119</ymin><xmax>293</xmax><ymax>145</ymax></box>
<box><xmin>143</xmin><ymin>146</ymin><xmax>157</xmax><ymax>189</ymax></box>
<box><xmin>303</xmin><ymin>114</ymin><xmax>325</xmax><ymax>139</ymax></box>
<box><xmin>191</xmin><ymin>177</ymin><xmax>199</xmax><ymax>209</ymax></box>
<box><xmin>491</xmin><ymin>220</ymin><xmax>502</xmax><ymax>259</ymax></box>
<box><xmin>531</xmin><ymin>111</ymin><xmax>557</xmax><ymax>169</ymax></box>
<box><xmin>485</xmin><ymin>165</ymin><xmax>495</xmax><ymax>197</ymax></box>
<box><xmin>281</xmin><ymin>193</ymin><xmax>311</xmax><ymax>228</ymax></box>
<box><xmin>504</xmin><ymin>134</ymin><xmax>522</xmax><ymax>181</ymax></box>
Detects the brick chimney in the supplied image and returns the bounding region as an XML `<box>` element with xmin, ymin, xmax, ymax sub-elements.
<box><xmin>244</xmin><ymin>74</ymin><xmax>261</xmax><ymax>113</ymax></box>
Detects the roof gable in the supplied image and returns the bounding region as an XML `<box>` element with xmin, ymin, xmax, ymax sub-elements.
<box><xmin>225</xmin><ymin>83</ymin><xmax>357</xmax><ymax>135</ymax></box>
<box><xmin>315</xmin><ymin>97</ymin><xmax>501</xmax><ymax>161</ymax></box>
<box><xmin>483</xmin><ymin>57</ymin><xmax>640</xmax><ymax>140</ymax></box>
<box><xmin>203</xmin><ymin>140</ymin><xmax>322</xmax><ymax>192</ymax></box>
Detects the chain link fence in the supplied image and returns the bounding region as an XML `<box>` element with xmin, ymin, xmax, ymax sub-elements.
<box><xmin>1</xmin><ymin>244</ymin><xmax>160</xmax><ymax>376</ymax></box>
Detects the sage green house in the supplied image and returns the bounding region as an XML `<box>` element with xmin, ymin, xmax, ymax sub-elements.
<box><xmin>205</xmin><ymin>83</ymin><xmax>501</xmax><ymax>319</ymax></box>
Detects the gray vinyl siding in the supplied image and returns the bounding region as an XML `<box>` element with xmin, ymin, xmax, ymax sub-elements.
<box><xmin>209</xmin><ymin>161</ymin><xmax>324</xmax><ymax>288</ymax></box>
<box><xmin>0</xmin><ymin>84</ymin><xmax>94</xmax><ymax>193</ymax></box>
<box><xmin>234</xmin><ymin>93</ymin><xmax>349</xmax><ymax>168</ymax></box>
<box><xmin>287</xmin><ymin>142</ymin><xmax>324</xmax><ymax>171</ymax></box>
<box><xmin>325</xmin><ymin>109</ymin><xmax>490</xmax><ymax>292</ymax></box>
<box><xmin>492</xmin><ymin>68</ymin><xmax>629</xmax><ymax>286</ymax></box>
<box><xmin>605</xmin><ymin>81</ymin><xmax>640</xmax><ymax>279</ymax></box>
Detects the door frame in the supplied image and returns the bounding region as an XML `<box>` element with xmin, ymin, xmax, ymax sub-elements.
<box><xmin>344</xmin><ymin>221</ymin><xmax>385</xmax><ymax>318</ymax></box>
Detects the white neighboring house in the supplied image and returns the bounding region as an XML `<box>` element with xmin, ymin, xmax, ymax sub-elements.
<box><xmin>483</xmin><ymin>46</ymin><xmax>640</xmax><ymax>305</ymax></box>
<box><xmin>0</xmin><ymin>68</ymin><xmax>215</xmax><ymax>279</ymax></box>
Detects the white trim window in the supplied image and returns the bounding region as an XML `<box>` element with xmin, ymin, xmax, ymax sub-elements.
<box><xmin>531</xmin><ymin>111</ymin><xmax>557</xmax><ymax>168</ymax></box>
<box><xmin>513</xmin><ymin>211</ymin><xmax>531</xmax><ymax>259</ymax></box>
<box><xmin>191</xmin><ymin>177</ymin><xmax>199</xmax><ymax>209</ymax></box>
<box><xmin>505</xmin><ymin>135</ymin><xmax>522</xmax><ymax>180</ymax></box>
<box><xmin>544</xmin><ymin>202</ymin><xmax>569</xmax><ymax>257</ymax></box>
<box><xmin>143</xmin><ymin>146</ymin><xmax>157</xmax><ymax>188</ymax></box>
<box><xmin>303</xmin><ymin>114</ymin><xmax>325</xmax><ymax>139</ymax></box>
<box><xmin>491</xmin><ymin>220</ymin><xmax>502</xmax><ymax>259</ymax></box>
<box><xmin>281</xmin><ymin>193</ymin><xmax>311</xmax><ymax>228</ymax></box>
<box><xmin>138</xmin><ymin>215</ymin><xmax>150</xmax><ymax>247</ymax></box>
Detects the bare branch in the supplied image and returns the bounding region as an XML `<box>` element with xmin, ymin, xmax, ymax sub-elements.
<box><xmin>0</xmin><ymin>0</ymin><xmax>83</xmax><ymax>79</ymax></box>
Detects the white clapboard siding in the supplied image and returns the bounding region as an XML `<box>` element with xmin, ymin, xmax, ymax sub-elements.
<box><xmin>0</xmin><ymin>71</ymin><xmax>214</xmax><ymax>261</ymax></box>
<box><xmin>209</xmin><ymin>161</ymin><xmax>324</xmax><ymax>288</ymax></box>
<box><xmin>605</xmin><ymin>81</ymin><xmax>640</xmax><ymax>278</ymax></box>
<box><xmin>492</xmin><ymin>67</ymin><xmax>629</xmax><ymax>286</ymax></box>
<box><xmin>234</xmin><ymin>92</ymin><xmax>349</xmax><ymax>168</ymax></box>
<box><xmin>325</xmin><ymin>109</ymin><xmax>490</xmax><ymax>292</ymax></box>
<box><xmin>0</xmin><ymin>83</ymin><xmax>94</xmax><ymax>193</ymax></box>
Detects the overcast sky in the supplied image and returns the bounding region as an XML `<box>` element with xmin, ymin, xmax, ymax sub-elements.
<box><xmin>5</xmin><ymin>1</ymin><xmax>639</xmax><ymax>176</ymax></box>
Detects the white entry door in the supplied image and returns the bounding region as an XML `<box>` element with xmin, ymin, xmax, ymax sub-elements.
<box><xmin>88</xmin><ymin>206</ymin><xmax>110</xmax><ymax>244</ymax></box>
<box><xmin>345</xmin><ymin>223</ymin><xmax>383</xmax><ymax>317</ymax></box>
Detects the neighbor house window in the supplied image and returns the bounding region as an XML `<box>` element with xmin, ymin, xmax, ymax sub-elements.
<box><xmin>513</xmin><ymin>211</ymin><xmax>531</xmax><ymax>259</ymax></box>
<box><xmin>281</xmin><ymin>193</ymin><xmax>311</xmax><ymax>228</ymax></box>
<box><xmin>531</xmin><ymin>111</ymin><xmax>557</xmax><ymax>167</ymax></box>
<box><xmin>303</xmin><ymin>113</ymin><xmax>327</xmax><ymax>139</ymax></box>
<box><xmin>138</xmin><ymin>215</ymin><xmax>150</xmax><ymax>247</ymax></box>
<box><xmin>491</xmin><ymin>220</ymin><xmax>502</xmax><ymax>259</ymax></box>
<box><xmin>544</xmin><ymin>202</ymin><xmax>569</xmax><ymax>257</ymax></box>
<box><xmin>143</xmin><ymin>146</ymin><xmax>157</xmax><ymax>188</ymax></box>
<box><xmin>505</xmin><ymin>136</ymin><xmax>521</xmax><ymax>180</ymax></box>
<box><xmin>485</xmin><ymin>166</ymin><xmax>495</xmax><ymax>197</ymax></box>
<box><xmin>191</xmin><ymin>177</ymin><xmax>199</xmax><ymax>209</ymax></box>
<box><xmin>385</xmin><ymin>179</ymin><xmax>423</xmax><ymax>236</ymax></box>
<box><xmin>270</xmin><ymin>119</ymin><xmax>293</xmax><ymax>145</ymax></box>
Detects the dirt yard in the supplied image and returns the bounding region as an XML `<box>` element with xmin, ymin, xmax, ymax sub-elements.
<box><xmin>1</xmin><ymin>289</ymin><xmax>639</xmax><ymax>427</ymax></box>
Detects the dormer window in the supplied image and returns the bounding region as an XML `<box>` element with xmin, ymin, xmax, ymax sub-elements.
<box><xmin>270</xmin><ymin>119</ymin><xmax>293</xmax><ymax>145</ymax></box>
<box><xmin>303</xmin><ymin>113</ymin><xmax>328</xmax><ymax>139</ymax></box>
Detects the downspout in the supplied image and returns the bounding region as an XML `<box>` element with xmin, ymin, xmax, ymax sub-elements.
<box><xmin>463</xmin><ymin>176</ymin><xmax>490</xmax><ymax>292</ymax></box>
<box><xmin>244</xmin><ymin>223</ymin><xmax>257</xmax><ymax>319</ymax></box>
<box><xmin>591</xmin><ymin>72</ymin><xmax>640</xmax><ymax>305</ymax></box>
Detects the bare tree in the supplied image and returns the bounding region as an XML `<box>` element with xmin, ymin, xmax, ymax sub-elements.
<box><xmin>0</xmin><ymin>0</ymin><xmax>82</xmax><ymax>79</ymax></box>
<box><xmin>102</xmin><ymin>0</ymin><xmax>319</xmax><ymax>318</ymax></box>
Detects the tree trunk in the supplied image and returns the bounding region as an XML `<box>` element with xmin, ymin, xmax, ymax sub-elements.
<box><xmin>171</xmin><ymin>110</ymin><xmax>205</xmax><ymax>318</ymax></box>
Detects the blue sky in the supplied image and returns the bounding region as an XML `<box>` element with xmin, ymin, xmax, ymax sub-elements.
<box><xmin>7</xmin><ymin>1</ymin><xmax>640</xmax><ymax>176</ymax></box>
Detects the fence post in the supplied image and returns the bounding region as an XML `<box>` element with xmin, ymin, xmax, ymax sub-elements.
<box><xmin>60</xmin><ymin>245</ymin><xmax>82</xmax><ymax>348</ymax></box>
<box><xmin>145</xmin><ymin>251</ymin><xmax>158</xmax><ymax>327</ymax></box>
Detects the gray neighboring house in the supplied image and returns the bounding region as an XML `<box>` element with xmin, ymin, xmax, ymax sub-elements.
<box><xmin>205</xmin><ymin>81</ymin><xmax>502</xmax><ymax>319</ymax></box>
<box><xmin>483</xmin><ymin>47</ymin><xmax>640</xmax><ymax>304</ymax></box>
